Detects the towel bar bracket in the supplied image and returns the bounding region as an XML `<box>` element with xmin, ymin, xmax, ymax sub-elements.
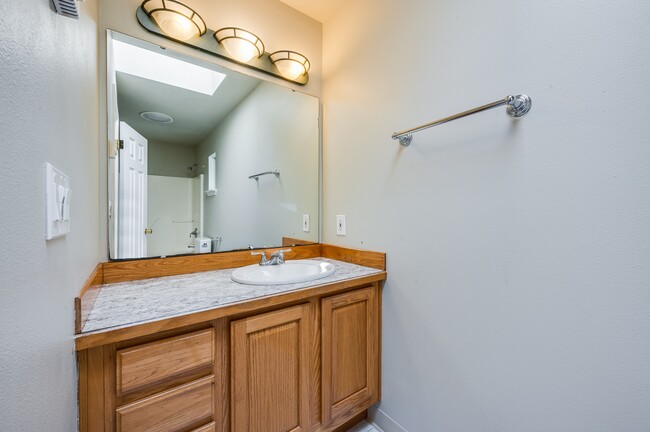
<box><xmin>505</xmin><ymin>94</ymin><xmax>532</xmax><ymax>118</ymax></box>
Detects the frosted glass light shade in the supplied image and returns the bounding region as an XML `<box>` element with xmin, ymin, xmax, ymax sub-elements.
<box><xmin>214</xmin><ymin>27</ymin><xmax>265</xmax><ymax>63</ymax></box>
<box><xmin>142</xmin><ymin>0</ymin><xmax>206</xmax><ymax>41</ymax></box>
<box><xmin>269</xmin><ymin>51</ymin><xmax>310</xmax><ymax>80</ymax></box>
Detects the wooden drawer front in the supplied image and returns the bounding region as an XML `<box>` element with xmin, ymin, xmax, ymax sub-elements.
<box><xmin>116</xmin><ymin>375</ymin><xmax>214</xmax><ymax>432</ymax></box>
<box><xmin>191</xmin><ymin>421</ymin><xmax>216</xmax><ymax>432</ymax></box>
<box><xmin>117</xmin><ymin>328</ymin><xmax>214</xmax><ymax>394</ymax></box>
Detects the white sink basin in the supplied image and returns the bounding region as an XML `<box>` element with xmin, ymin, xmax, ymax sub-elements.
<box><xmin>231</xmin><ymin>259</ymin><xmax>336</xmax><ymax>285</ymax></box>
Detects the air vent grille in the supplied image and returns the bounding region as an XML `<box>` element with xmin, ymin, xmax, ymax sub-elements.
<box><xmin>52</xmin><ymin>0</ymin><xmax>79</xmax><ymax>19</ymax></box>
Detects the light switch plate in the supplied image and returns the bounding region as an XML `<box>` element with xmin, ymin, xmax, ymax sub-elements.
<box><xmin>45</xmin><ymin>163</ymin><xmax>71</xmax><ymax>240</ymax></box>
<box><xmin>302</xmin><ymin>214</ymin><xmax>310</xmax><ymax>232</ymax></box>
<box><xmin>336</xmin><ymin>214</ymin><xmax>346</xmax><ymax>236</ymax></box>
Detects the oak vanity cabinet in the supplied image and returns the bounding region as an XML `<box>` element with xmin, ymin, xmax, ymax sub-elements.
<box><xmin>78</xmin><ymin>283</ymin><xmax>381</xmax><ymax>432</ymax></box>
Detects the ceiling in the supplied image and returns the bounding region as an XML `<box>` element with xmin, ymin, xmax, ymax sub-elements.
<box><xmin>116</xmin><ymin>68</ymin><xmax>260</xmax><ymax>147</ymax></box>
<box><xmin>277</xmin><ymin>0</ymin><xmax>346</xmax><ymax>23</ymax></box>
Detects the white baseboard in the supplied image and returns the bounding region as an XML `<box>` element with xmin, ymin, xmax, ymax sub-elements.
<box><xmin>368</xmin><ymin>406</ymin><xmax>408</xmax><ymax>432</ymax></box>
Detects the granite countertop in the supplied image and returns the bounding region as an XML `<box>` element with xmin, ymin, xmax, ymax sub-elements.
<box><xmin>81</xmin><ymin>258</ymin><xmax>382</xmax><ymax>334</ymax></box>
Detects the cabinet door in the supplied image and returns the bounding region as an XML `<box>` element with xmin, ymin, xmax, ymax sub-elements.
<box><xmin>231</xmin><ymin>304</ymin><xmax>310</xmax><ymax>432</ymax></box>
<box><xmin>321</xmin><ymin>287</ymin><xmax>380</xmax><ymax>428</ymax></box>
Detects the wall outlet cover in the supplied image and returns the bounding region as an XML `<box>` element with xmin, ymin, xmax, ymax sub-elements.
<box><xmin>303</xmin><ymin>214</ymin><xmax>310</xmax><ymax>232</ymax></box>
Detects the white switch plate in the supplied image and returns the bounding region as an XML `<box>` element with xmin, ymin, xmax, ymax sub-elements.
<box><xmin>336</xmin><ymin>215</ymin><xmax>346</xmax><ymax>236</ymax></box>
<box><xmin>302</xmin><ymin>214</ymin><xmax>310</xmax><ymax>232</ymax></box>
<box><xmin>45</xmin><ymin>163</ymin><xmax>71</xmax><ymax>240</ymax></box>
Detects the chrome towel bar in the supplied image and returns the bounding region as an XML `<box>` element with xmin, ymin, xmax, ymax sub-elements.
<box><xmin>392</xmin><ymin>94</ymin><xmax>532</xmax><ymax>147</ymax></box>
<box><xmin>249</xmin><ymin>170</ymin><xmax>280</xmax><ymax>180</ymax></box>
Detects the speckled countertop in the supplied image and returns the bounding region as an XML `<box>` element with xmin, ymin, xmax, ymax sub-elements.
<box><xmin>81</xmin><ymin>258</ymin><xmax>382</xmax><ymax>334</ymax></box>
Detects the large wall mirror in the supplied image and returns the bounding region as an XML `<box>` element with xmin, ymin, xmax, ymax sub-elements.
<box><xmin>107</xmin><ymin>31</ymin><xmax>320</xmax><ymax>260</ymax></box>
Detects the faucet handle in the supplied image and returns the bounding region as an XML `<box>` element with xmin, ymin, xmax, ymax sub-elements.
<box><xmin>269</xmin><ymin>249</ymin><xmax>292</xmax><ymax>265</ymax></box>
<box><xmin>251</xmin><ymin>251</ymin><xmax>268</xmax><ymax>265</ymax></box>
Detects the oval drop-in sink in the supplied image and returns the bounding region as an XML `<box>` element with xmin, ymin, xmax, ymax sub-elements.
<box><xmin>231</xmin><ymin>259</ymin><xmax>336</xmax><ymax>285</ymax></box>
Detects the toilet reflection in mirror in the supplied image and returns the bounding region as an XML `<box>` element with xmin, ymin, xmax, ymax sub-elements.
<box><xmin>107</xmin><ymin>31</ymin><xmax>320</xmax><ymax>260</ymax></box>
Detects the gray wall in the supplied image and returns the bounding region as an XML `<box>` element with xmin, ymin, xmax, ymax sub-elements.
<box><xmin>198</xmin><ymin>81</ymin><xmax>319</xmax><ymax>250</ymax></box>
<box><xmin>323</xmin><ymin>1</ymin><xmax>650</xmax><ymax>431</ymax></box>
<box><xmin>148</xmin><ymin>141</ymin><xmax>197</xmax><ymax>178</ymax></box>
<box><xmin>0</xmin><ymin>1</ymin><xmax>100</xmax><ymax>431</ymax></box>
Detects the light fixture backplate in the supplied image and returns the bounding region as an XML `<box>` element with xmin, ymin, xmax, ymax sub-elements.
<box><xmin>136</xmin><ymin>6</ymin><xmax>308</xmax><ymax>85</ymax></box>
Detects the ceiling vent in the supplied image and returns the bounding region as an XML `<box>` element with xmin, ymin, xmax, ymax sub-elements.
<box><xmin>52</xmin><ymin>0</ymin><xmax>79</xmax><ymax>19</ymax></box>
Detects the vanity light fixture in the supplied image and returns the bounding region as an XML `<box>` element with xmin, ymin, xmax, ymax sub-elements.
<box><xmin>269</xmin><ymin>51</ymin><xmax>310</xmax><ymax>80</ymax></box>
<box><xmin>214</xmin><ymin>27</ymin><xmax>265</xmax><ymax>64</ymax></box>
<box><xmin>136</xmin><ymin>0</ymin><xmax>310</xmax><ymax>85</ymax></box>
<box><xmin>141</xmin><ymin>0</ymin><xmax>207</xmax><ymax>41</ymax></box>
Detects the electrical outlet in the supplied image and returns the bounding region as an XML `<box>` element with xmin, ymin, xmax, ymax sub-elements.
<box><xmin>302</xmin><ymin>214</ymin><xmax>310</xmax><ymax>232</ymax></box>
<box><xmin>336</xmin><ymin>215</ymin><xmax>346</xmax><ymax>236</ymax></box>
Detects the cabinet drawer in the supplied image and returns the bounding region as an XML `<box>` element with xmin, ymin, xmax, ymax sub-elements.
<box><xmin>117</xmin><ymin>328</ymin><xmax>214</xmax><ymax>394</ymax></box>
<box><xmin>116</xmin><ymin>375</ymin><xmax>214</xmax><ymax>432</ymax></box>
<box><xmin>191</xmin><ymin>422</ymin><xmax>216</xmax><ymax>432</ymax></box>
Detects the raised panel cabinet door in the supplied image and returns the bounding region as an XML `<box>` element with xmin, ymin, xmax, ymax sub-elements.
<box><xmin>321</xmin><ymin>287</ymin><xmax>379</xmax><ymax>428</ymax></box>
<box><xmin>231</xmin><ymin>304</ymin><xmax>311</xmax><ymax>432</ymax></box>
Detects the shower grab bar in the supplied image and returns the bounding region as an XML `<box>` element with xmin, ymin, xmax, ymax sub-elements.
<box><xmin>249</xmin><ymin>170</ymin><xmax>280</xmax><ymax>180</ymax></box>
<box><xmin>391</xmin><ymin>94</ymin><xmax>532</xmax><ymax>147</ymax></box>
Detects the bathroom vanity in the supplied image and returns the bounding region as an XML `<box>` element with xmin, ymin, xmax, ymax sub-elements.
<box><xmin>92</xmin><ymin>22</ymin><xmax>377</xmax><ymax>432</ymax></box>
<box><xmin>75</xmin><ymin>244</ymin><xmax>386</xmax><ymax>432</ymax></box>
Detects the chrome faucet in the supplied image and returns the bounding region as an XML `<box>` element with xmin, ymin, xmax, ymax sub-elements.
<box><xmin>251</xmin><ymin>251</ymin><xmax>268</xmax><ymax>265</ymax></box>
<box><xmin>251</xmin><ymin>249</ymin><xmax>292</xmax><ymax>266</ymax></box>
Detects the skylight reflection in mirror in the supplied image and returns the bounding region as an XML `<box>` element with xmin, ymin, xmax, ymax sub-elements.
<box><xmin>112</xmin><ymin>39</ymin><xmax>226</xmax><ymax>95</ymax></box>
